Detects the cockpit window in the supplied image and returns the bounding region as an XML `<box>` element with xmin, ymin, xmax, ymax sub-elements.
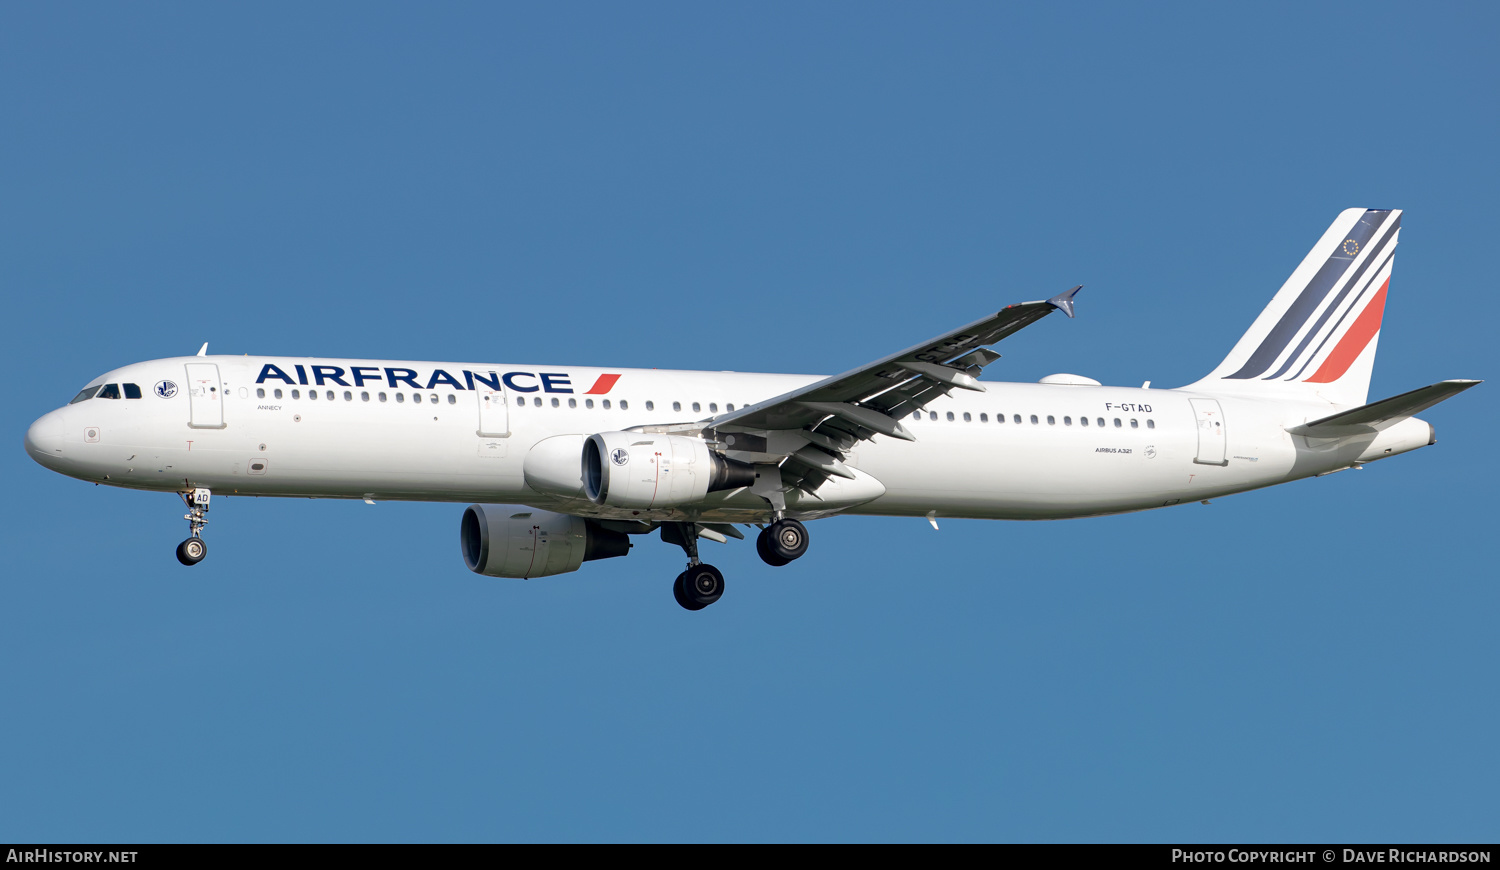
<box><xmin>123</xmin><ymin>383</ymin><xmax>142</xmax><ymax>399</ymax></box>
<box><xmin>96</xmin><ymin>384</ymin><xmax>121</xmax><ymax>400</ymax></box>
<box><xmin>69</xmin><ymin>386</ymin><xmax>101</xmax><ymax>404</ymax></box>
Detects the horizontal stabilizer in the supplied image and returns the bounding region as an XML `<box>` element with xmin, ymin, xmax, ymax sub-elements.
<box><xmin>1287</xmin><ymin>379</ymin><xmax>1481</xmax><ymax>435</ymax></box>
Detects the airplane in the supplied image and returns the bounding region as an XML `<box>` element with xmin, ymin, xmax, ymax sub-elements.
<box><xmin>23</xmin><ymin>208</ymin><xmax>1480</xmax><ymax>610</ymax></box>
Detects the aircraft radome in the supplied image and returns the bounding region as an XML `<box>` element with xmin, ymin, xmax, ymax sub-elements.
<box><xmin>25</xmin><ymin>209</ymin><xmax>1480</xmax><ymax>610</ymax></box>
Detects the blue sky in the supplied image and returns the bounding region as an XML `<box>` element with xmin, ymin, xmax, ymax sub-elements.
<box><xmin>2</xmin><ymin>2</ymin><xmax>1496</xmax><ymax>842</ymax></box>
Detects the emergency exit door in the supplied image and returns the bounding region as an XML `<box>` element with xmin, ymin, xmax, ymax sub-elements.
<box><xmin>1190</xmin><ymin>398</ymin><xmax>1227</xmax><ymax>466</ymax></box>
<box><xmin>185</xmin><ymin>363</ymin><xmax>226</xmax><ymax>429</ymax></box>
<box><xmin>477</xmin><ymin>377</ymin><xmax>509</xmax><ymax>437</ymax></box>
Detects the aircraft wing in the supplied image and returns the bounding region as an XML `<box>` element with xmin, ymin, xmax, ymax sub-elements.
<box><xmin>705</xmin><ymin>287</ymin><xmax>1081</xmax><ymax>495</ymax></box>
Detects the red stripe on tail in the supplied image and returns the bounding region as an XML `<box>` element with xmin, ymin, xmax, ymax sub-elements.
<box><xmin>1305</xmin><ymin>278</ymin><xmax>1389</xmax><ymax>384</ymax></box>
<box><xmin>583</xmin><ymin>374</ymin><xmax>621</xmax><ymax>395</ymax></box>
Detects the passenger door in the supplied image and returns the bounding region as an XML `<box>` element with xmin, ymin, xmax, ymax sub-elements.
<box><xmin>1190</xmin><ymin>398</ymin><xmax>1226</xmax><ymax>466</ymax></box>
<box><xmin>477</xmin><ymin>376</ymin><xmax>509</xmax><ymax>458</ymax></box>
<box><xmin>478</xmin><ymin>378</ymin><xmax>508</xmax><ymax>437</ymax></box>
<box><xmin>185</xmin><ymin>363</ymin><xmax>226</xmax><ymax>429</ymax></box>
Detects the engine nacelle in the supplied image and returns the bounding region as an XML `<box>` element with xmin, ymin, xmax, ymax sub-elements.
<box><xmin>460</xmin><ymin>504</ymin><xmax>630</xmax><ymax>578</ymax></box>
<box><xmin>582</xmin><ymin>431</ymin><xmax>754</xmax><ymax>510</ymax></box>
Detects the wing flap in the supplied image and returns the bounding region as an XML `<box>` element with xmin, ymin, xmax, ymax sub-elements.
<box><xmin>712</xmin><ymin>287</ymin><xmax>1081</xmax><ymax>437</ymax></box>
<box><xmin>703</xmin><ymin>289</ymin><xmax>1081</xmax><ymax>509</ymax></box>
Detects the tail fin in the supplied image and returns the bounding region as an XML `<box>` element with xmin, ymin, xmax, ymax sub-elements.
<box><xmin>1187</xmin><ymin>208</ymin><xmax>1401</xmax><ymax>407</ymax></box>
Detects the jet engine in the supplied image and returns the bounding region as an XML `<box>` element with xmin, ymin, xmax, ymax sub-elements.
<box><xmin>460</xmin><ymin>504</ymin><xmax>630</xmax><ymax>578</ymax></box>
<box><xmin>582</xmin><ymin>431</ymin><xmax>754</xmax><ymax>510</ymax></box>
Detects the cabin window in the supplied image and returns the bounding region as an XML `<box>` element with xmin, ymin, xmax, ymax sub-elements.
<box><xmin>448</xmin><ymin>394</ymin><xmax>457</xmax><ymax>405</ymax></box>
<box><xmin>1064</xmin><ymin>416</ymin><xmax>1072</xmax><ymax>426</ymax></box>
<box><xmin>645</xmin><ymin>401</ymin><xmax>654</xmax><ymax>411</ymax></box>
<box><xmin>532</xmin><ymin>397</ymin><xmax>542</xmax><ymax>407</ymax></box>
<box><xmin>673</xmin><ymin>401</ymin><xmax>682</xmax><ymax>412</ymax></box>
<box><xmin>274</xmin><ymin>389</ymin><xmax>284</xmax><ymax>399</ymax></box>
<box><xmin>1047</xmin><ymin>415</ymin><xmax>1056</xmax><ymax>425</ymax></box>
<box><xmin>692</xmin><ymin>402</ymin><xmax>701</xmax><ymax>412</ymax></box>
<box><xmin>308</xmin><ymin>390</ymin><xmax>318</xmax><ymax>401</ymax></box>
<box><xmin>727</xmin><ymin>404</ymin><xmax>735</xmax><ymax>411</ymax></box>
<box><xmin>962</xmin><ymin>412</ymin><xmax>971</xmax><ymax>422</ymax></box>
<box><xmin>1147</xmin><ymin>419</ymin><xmax>1155</xmax><ymax>429</ymax></box>
<box><xmin>1096</xmin><ymin>417</ymin><xmax>1105</xmax><ymax>427</ymax></box>
<box><xmin>361</xmin><ymin>392</ymin><xmax>370</xmax><ymax>402</ymax></box>
<box><xmin>1030</xmin><ymin>414</ymin><xmax>1039</xmax><ymax>425</ymax></box>
<box><xmin>97</xmin><ymin>384</ymin><xmax>121</xmax><ymax>400</ymax></box>
<box><xmin>979</xmin><ymin>413</ymin><xmax>988</xmax><ymax>422</ymax></box>
<box><xmin>378</xmin><ymin>392</ymin><xmax>387</xmax><ymax>403</ymax></box>
<box><xmin>1113</xmin><ymin>418</ymin><xmax>1122</xmax><ymax>428</ymax></box>
<box><xmin>603</xmin><ymin>400</ymin><xmax>611</xmax><ymax>409</ymax></box>
<box><xmin>1130</xmin><ymin>419</ymin><xmax>1139</xmax><ymax>428</ymax></box>
<box><xmin>413</xmin><ymin>393</ymin><xmax>422</xmax><ymax>404</ymax></box>
<box><xmin>1081</xmin><ymin>416</ymin><xmax>1089</xmax><ymax>427</ymax></box>
<box><xmin>344</xmin><ymin>391</ymin><xmax>352</xmax><ymax>401</ymax></box>
<box><xmin>69</xmin><ymin>386</ymin><xmax>100</xmax><ymax>404</ymax></box>
<box><xmin>619</xmin><ymin>400</ymin><xmax>629</xmax><ymax>410</ymax></box>
<box><xmin>709</xmin><ymin>403</ymin><xmax>718</xmax><ymax>413</ymax></box>
<box><xmin>396</xmin><ymin>393</ymin><xmax>405</xmax><ymax>403</ymax></box>
<box><xmin>586</xmin><ymin>399</ymin><xmax>594</xmax><ymax>409</ymax></box>
<box><xmin>291</xmin><ymin>389</ymin><xmax>301</xmax><ymax>400</ymax></box>
<box><xmin>569</xmin><ymin>398</ymin><xmax>578</xmax><ymax>408</ymax></box>
<box><xmin>929</xmin><ymin>411</ymin><xmax>937</xmax><ymax>421</ymax></box>
<box><xmin>516</xmin><ymin>397</ymin><xmax>524</xmax><ymax>407</ymax></box>
<box><xmin>946</xmin><ymin>412</ymin><xmax>954</xmax><ymax>421</ymax></box>
<box><xmin>1013</xmin><ymin>414</ymin><xmax>1022</xmax><ymax>424</ymax></box>
<box><xmin>551</xmin><ymin>397</ymin><xmax>560</xmax><ymax>408</ymax></box>
<box><xmin>124</xmin><ymin>384</ymin><xmax>142</xmax><ymax>399</ymax></box>
<box><xmin>256</xmin><ymin>388</ymin><xmax>266</xmax><ymax>399</ymax></box>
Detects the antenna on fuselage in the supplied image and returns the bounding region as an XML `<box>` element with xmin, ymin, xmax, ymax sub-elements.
<box><xmin>196</xmin><ymin>343</ymin><xmax>208</xmax><ymax>357</ymax></box>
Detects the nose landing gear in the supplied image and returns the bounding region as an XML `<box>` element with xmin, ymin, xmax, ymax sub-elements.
<box><xmin>176</xmin><ymin>537</ymin><xmax>207</xmax><ymax>565</ymax></box>
<box><xmin>176</xmin><ymin>488</ymin><xmax>211</xmax><ymax>566</ymax></box>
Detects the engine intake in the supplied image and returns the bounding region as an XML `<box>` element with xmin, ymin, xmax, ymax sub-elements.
<box><xmin>460</xmin><ymin>504</ymin><xmax>630</xmax><ymax>578</ymax></box>
<box><xmin>582</xmin><ymin>431</ymin><xmax>754</xmax><ymax>509</ymax></box>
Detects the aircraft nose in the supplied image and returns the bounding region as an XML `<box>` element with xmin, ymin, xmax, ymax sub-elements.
<box><xmin>24</xmin><ymin>410</ymin><xmax>67</xmax><ymax>468</ymax></box>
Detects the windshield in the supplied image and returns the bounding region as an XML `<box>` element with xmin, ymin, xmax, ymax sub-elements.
<box><xmin>69</xmin><ymin>386</ymin><xmax>101</xmax><ymax>404</ymax></box>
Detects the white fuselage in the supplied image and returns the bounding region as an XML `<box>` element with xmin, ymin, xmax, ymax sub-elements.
<box><xmin>24</xmin><ymin>355</ymin><xmax>1434</xmax><ymax>523</ymax></box>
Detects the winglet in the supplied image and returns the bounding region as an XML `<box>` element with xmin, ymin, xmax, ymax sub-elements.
<box><xmin>1047</xmin><ymin>286</ymin><xmax>1083</xmax><ymax>319</ymax></box>
<box><xmin>196</xmin><ymin>343</ymin><xmax>209</xmax><ymax>357</ymax></box>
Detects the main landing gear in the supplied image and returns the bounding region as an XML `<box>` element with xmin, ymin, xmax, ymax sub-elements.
<box><xmin>662</xmin><ymin>517</ymin><xmax>813</xmax><ymax>610</ymax></box>
<box><xmin>662</xmin><ymin>522</ymin><xmax>726</xmax><ymax>611</ymax></box>
<box><xmin>673</xmin><ymin>564</ymin><xmax>725</xmax><ymax>612</ymax></box>
<box><xmin>756</xmin><ymin>518</ymin><xmax>808</xmax><ymax>567</ymax></box>
<box><xmin>176</xmin><ymin>487</ymin><xmax>211</xmax><ymax>566</ymax></box>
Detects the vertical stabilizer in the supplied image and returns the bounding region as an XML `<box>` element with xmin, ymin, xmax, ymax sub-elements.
<box><xmin>1187</xmin><ymin>208</ymin><xmax>1400</xmax><ymax>408</ymax></box>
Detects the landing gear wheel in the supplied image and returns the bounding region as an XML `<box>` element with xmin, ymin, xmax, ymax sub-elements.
<box><xmin>760</xmin><ymin>519</ymin><xmax>809</xmax><ymax>565</ymax></box>
<box><xmin>672</xmin><ymin>572</ymin><xmax>707</xmax><ymax>611</ymax></box>
<box><xmin>176</xmin><ymin>537</ymin><xmax>207</xmax><ymax>566</ymax></box>
<box><xmin>675</xmin><ymin>564</ymin><xmax>724</xmax><ymax>609</ymax></box>
<box><xmin>177</xmin><ymin>488</ymin><xmax>211</xmax><ymax>567</ymax></box>
<box><xmin>756</xmin><ymin>529</ymin><xmax>791</xmax><ymax>566</ymax></box>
